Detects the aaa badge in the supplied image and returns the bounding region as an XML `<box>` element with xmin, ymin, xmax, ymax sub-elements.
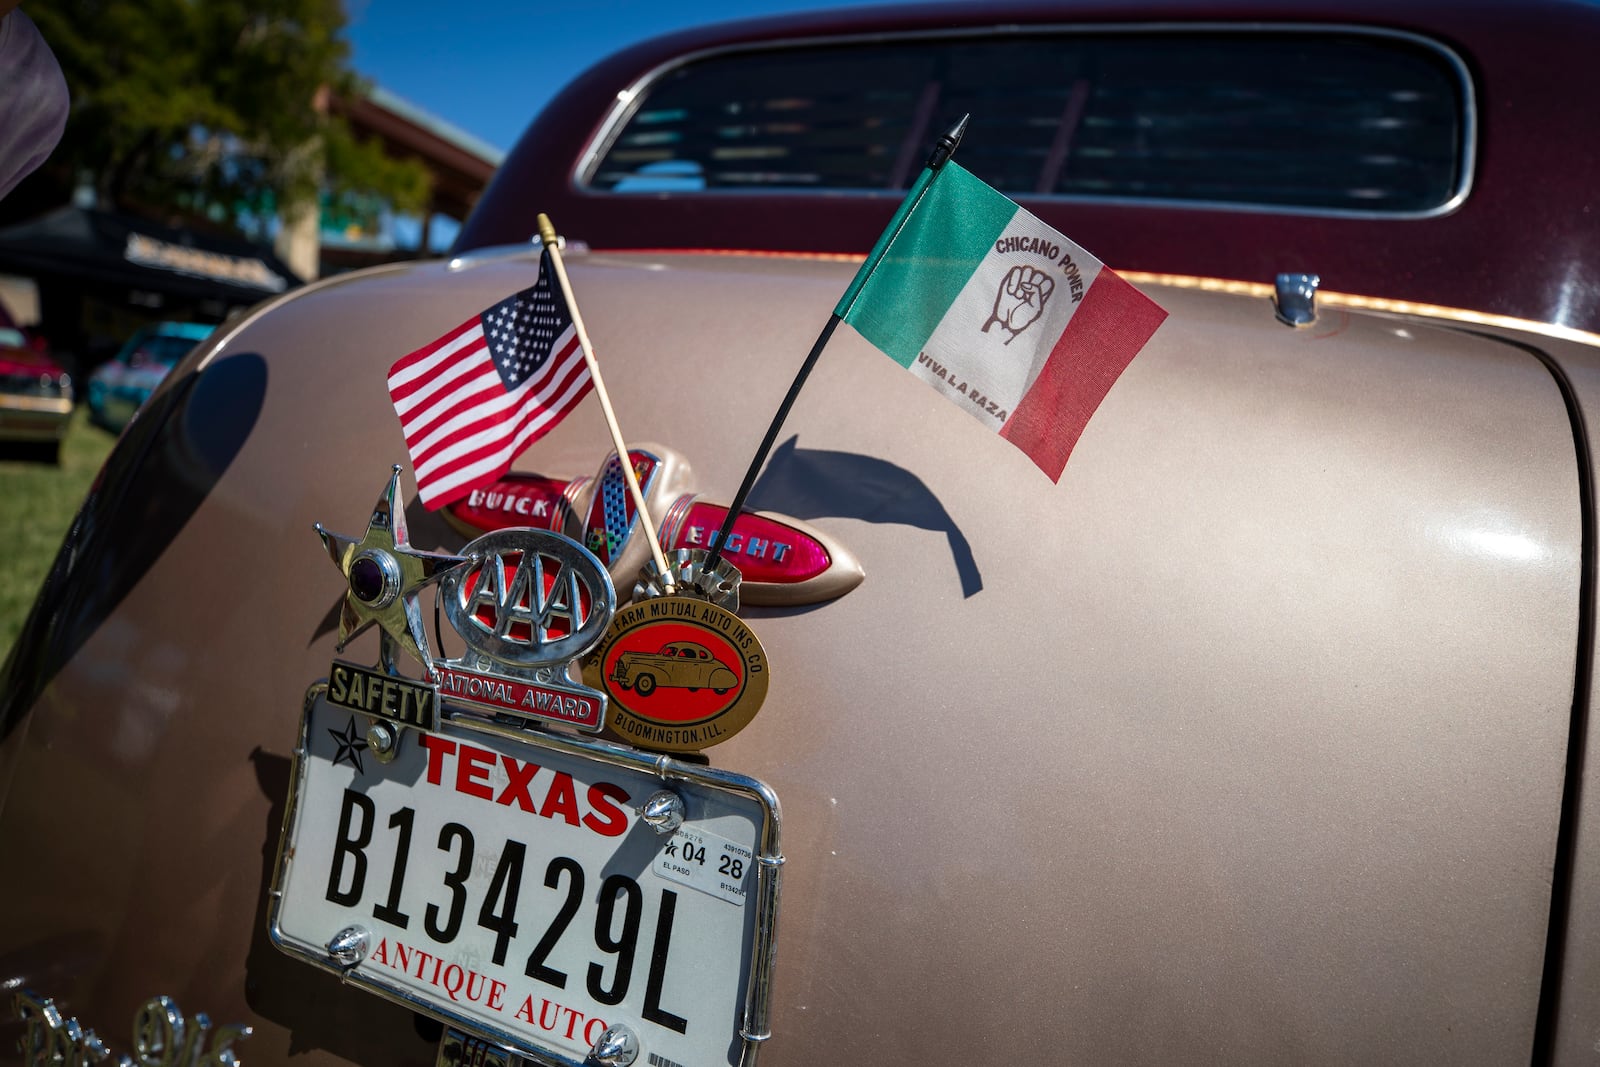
<box><xmin>583</xmin><ymin>596</ymin><xmax>769</xmax><ymax>752</ymax></box>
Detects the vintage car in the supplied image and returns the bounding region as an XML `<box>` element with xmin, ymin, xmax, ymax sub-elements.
<box><xmin>0</xmin><ymin>311</ymin><xmax>72</xmax><ymax>463</ymax></box>
<box><xmin>85</xmin><ymin>321</ymin><xmax>215</xmax><ymax>433</ymax></box>
<box><xmin>611</xmin><ymin>642</ymin><xmax>739</xmax><ymax>696</ymax></box>
<box><xmin>5</xmin><ymin>1</ymin><xmax>1600</xmax><ymax>1066</ymax></box>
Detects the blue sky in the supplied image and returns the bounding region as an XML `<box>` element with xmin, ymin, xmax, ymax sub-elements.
<box><xmin>344</xmin><ymin>0</ymin><xmax>893</xmax><ymax>156</ymax></box>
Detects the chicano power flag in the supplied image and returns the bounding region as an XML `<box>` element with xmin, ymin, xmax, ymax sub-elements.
<box><xmin>388</xmin><ymin>250</ymin><xmax>592</xmax><ymax>509</ymax></box>
<box><xmin>836</xmin><ymin>162</ymin><xmax>1167</xmax><ymax>481</ymax></box>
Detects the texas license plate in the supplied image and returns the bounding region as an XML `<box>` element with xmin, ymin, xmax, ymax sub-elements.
<box><xmin>271</xmin><ymin>686</ymin><xmax>781</xmax><ymax>1067</ymax></box>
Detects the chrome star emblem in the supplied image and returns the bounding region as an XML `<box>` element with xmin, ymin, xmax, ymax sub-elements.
<box><xmin>315</xmin><ymin>465</ymin><xmax>467</xmax><ymax>677</ymax></box>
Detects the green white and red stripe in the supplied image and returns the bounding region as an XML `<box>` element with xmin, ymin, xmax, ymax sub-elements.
<box><xmin>836</xmin><ymin>162</ymin><xmax>1167</xmax><ymax>481</ymax></box>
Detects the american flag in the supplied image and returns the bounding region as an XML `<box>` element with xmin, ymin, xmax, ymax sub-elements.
<box><xmin>387</xmin><ymin>251</ymin><xmax>592</xmax><ymax>509</ymax></box>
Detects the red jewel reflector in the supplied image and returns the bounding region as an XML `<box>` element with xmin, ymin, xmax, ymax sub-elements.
<box><xmin>658</xmin><ymin>496</ymin><xmax>829</xmax><ymax>584</ymax></box>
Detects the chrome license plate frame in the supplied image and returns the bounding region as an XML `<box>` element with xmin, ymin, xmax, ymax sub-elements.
<box><xmin>269</xmin><ymin>682</ymin><xmax>781</xmax><ymax>1067</ymax></box>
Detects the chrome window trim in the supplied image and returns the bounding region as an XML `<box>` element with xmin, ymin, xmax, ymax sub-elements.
<box><xmin>447</xmin><ymin>238</ymin><xmax>589</xmax><ymax>272</ymax></box>
<box><xmin>573</xmin><ymin>21</ymin><xmax>1477</xmax><ymax>221</ymax></box>
<box><xmin>446</xmin><ymin>243</ymin><xmax>541</xmax><ymax>271</ymax></box>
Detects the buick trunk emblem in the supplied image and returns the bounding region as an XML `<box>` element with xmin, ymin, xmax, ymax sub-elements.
<box><xmin>442</xmin><ymin>444</ymin><xmax>863</xmax><ymax>606</ymax></box>
<box><xmin>436</xmin><ymin>528</ymin><xmax>616</xmax><ymax>731</ymax></box>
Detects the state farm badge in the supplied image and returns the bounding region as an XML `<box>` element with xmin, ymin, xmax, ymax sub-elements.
<box><xmin>584</xmin><ymin>594</ymin><xmax>769</xmax><ymax>752</ymax></box>
<box><xmin>434</xmin><ymin>527</ymin><xmax>616</xmax><ymax>731</ymax></box>
<box><xmin>314</xmin><ymin>465</ymin><xmax>467</xmax><ymax>739</ymax></box>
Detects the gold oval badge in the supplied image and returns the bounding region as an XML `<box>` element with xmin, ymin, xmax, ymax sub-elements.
<box><xmin>583</xmin><ymin>596</ymin><xmax>769</xmax><ymax>752</ymax></box>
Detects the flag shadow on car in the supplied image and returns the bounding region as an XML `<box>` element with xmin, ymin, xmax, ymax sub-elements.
<box><xmin>746</xmin><ymin>436</ymin><xmax>982</xmax><ymax>601</ymax></box>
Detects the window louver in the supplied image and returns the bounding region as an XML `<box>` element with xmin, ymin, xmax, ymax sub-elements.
<box><xmin>584</xmin><ymin>31</ymin><xmax>1467</xmax><ymax>215</ymax></box>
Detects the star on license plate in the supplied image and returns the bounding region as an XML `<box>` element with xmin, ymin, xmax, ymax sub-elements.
<box><xmin>270</xmin><ymin>686</ymin><xmax>781</xmax><ymax>1067</ymax></box>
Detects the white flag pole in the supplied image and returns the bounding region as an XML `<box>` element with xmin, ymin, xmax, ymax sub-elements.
<box><xmin>537</xmin><ymin>213</ymin><xmax>675</xmax><ymax>592</ymax></box>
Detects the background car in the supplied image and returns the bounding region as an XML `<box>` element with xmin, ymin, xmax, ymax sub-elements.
<box><xmin>0</xmin><ymin>312</ymin><xmax>72</xmax><ymax>463</ymax></box>
<box><xmin>85</xmin><ymin>320</ymin><xmax>214</xmax><ymax>433</ymax></box>
<box><xmin>4</xmin><ymin>2</ymin><xmax>1600</xmax><ymax>1066</ymax></box>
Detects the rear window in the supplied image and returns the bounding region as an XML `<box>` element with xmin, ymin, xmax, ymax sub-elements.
<box><xmin>582</xmin><ymin>29</ymin><xmax>1470</xmax><ymax>216</ymax></box>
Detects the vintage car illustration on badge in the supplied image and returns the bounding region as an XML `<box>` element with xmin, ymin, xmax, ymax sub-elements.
<box><xmin>611</xmin><ymin>640</ymin><xmax>738</xmax><ymax>696</ymax></box>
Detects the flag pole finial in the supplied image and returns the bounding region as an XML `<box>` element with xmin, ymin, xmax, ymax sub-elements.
<box><xmin>536</xmin><ymin>214</ymin><xmax>558</xmax><ymax>247</ymax></box>
<box><xmin>926</xmin><ymin>114</ymin><xmax>969</xmax><ymax>171</ymax></box>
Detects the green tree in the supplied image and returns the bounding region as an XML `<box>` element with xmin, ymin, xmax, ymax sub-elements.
<box><xmin>27</xmin><ymin>0</ymin><xmax>428</xmax><ymax>233</ymax></box>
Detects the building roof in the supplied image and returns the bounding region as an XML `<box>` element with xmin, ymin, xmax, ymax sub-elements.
<box><xmin>336</xmin><ymin>87</ymin><xmax>504</xmax><ymax>220</ymax></box>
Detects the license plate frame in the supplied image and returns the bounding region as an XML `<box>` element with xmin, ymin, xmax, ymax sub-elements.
<box><xmin>269</xmin><ymin>682</ymin><xmax>782</xmax><ymax>1067</ymax></box>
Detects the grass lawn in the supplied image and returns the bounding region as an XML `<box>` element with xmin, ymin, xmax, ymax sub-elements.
<box><xmin>0</xmin><ymin>408</ymin><xmax>117</xmax><ymax>660</ymax></box>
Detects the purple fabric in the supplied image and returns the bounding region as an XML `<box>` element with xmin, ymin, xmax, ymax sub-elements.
<box><xmin>0</xmin><ymin>10</ymin><xmax>69</xmax><ymax>201</ymax></box>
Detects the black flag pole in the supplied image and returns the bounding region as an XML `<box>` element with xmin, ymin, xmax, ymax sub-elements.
<box><xmin>704</xmin><ymin>115</ymin><xmax>969</xmax><ymax>576</ymax></box>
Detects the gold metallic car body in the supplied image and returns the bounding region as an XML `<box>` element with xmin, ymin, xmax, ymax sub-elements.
<box><xmin>1</xmin><ymin>246</ymin><xmax>1595</xmax><ymax>1063</ymax></box>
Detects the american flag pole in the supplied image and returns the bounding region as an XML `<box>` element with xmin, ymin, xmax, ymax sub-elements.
<box><xmin>535</xmin><ymin>213</ymin><xmax>676</xmax><ymax>593</ymax></box>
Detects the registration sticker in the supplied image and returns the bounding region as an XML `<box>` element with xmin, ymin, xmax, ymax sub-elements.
<box><xmin>653</xmin><ymin>825</ymin><xmax>753</xmax><ymax>907</ymax></box>
<box><xmin>270</xmin><ymin>685</ymin><xmax>781</xmax><ymax>1067</ymax></box>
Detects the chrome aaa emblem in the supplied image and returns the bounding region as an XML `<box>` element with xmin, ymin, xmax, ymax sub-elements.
<box><xmin>437</xmin><ymin>529</ymin><xmax>615</xmax><ymax>732</ymax></box>
<box><xmin>441</xmin><ymin>529</ymin><xmax>614</xmax><ymax>668</ymax></box>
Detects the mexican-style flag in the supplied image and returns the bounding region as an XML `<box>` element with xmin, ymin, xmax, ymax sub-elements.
<box><xmin>836</xmin><ymin>162</ymin><xmax>1167</xmax><ymax>481</ymax></box>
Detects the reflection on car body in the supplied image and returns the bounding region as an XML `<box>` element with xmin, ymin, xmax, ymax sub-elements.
<box><xmin>6</xmin><ymin>1</ymin><xmax>1600</xmax><ymax>1066</ymax></box>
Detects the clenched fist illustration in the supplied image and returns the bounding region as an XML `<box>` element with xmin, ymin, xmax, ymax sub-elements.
<box><xmin>982</xmin><ymin>265</ymin><xmax>1055</xmax><ymax>344</ymax></box>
